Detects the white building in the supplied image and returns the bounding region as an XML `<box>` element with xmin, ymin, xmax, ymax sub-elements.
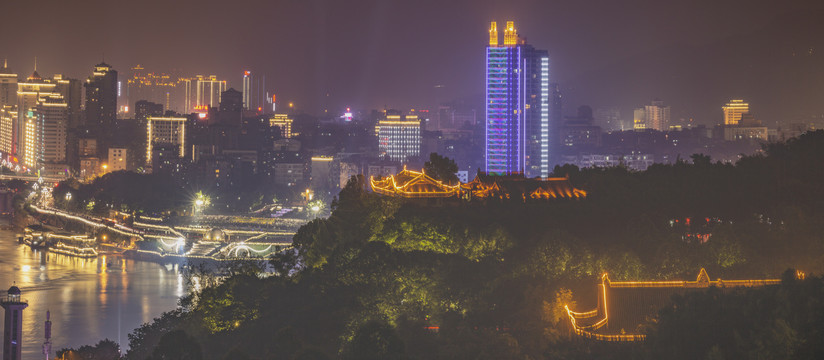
<box><xmin>376</xmin><ymin>115</ymin><xmax>420</xmax><ymax>162</ymax></box>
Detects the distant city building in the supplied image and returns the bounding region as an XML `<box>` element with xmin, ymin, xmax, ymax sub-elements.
<box><xmin>376</xmin><ymin>114</ymin><xmax>421</xmax><ymax>162</ymax></box>
<box><xmin>0</xmin><ymin>60</ymin><xmax>18</xmax><ymax>109</ymax></box>
<box><xmin>17</xmin><ymin>68</ymin><xmax>59</xmax><ymax>160</ymax></box>
<box><xmin>84</xmin><ymin>62</ymin><xmax>118</xmax><ymax>133</ymax></box>
<box><xmin>722</xmin><ymin>99</ymin><xmax>749</xmax><ymax>126</ymax></box>
<box><xmin>633</xmin><ymin>100</ymin><xmax>670</xmax><ymax>131</ymax></box>
<box><xmin>183</xmin><ymin>75</ymin><xmax>226</xmax><ymax>112</ymax></box>
<box><xmin>78</xmin><ymin>138</ymin><xmax>97</xmax><ymax>157</ymax></box>
<box><xmin>269</xmin><ymin>114</ymin><xmax>293</xmax><ymax>138</ymax></box>
<box><xmin>594</xmin><ymin>108</ymin><xmax>623</xmax><ymax>131</ymax></box>
<box><xmin>37</xmin><ymin>95</ymin><xmax>69</xmax><ymax>171</ymax></box>
<box><xmin>559</xmin><ymin>106</ymin><xmax>602</xmax><ymax>151</ymax></box>
<box><xmin>486</xmin><ymin>21</ymin><xmax>550</xmax><ymax>177</ymax></box>
<box><xmin>633</xmin><ymin>108</ymin><xmax>646</xmax><ymax>130</ymax></box>
<box><xmin>311</xmin><ymin>156</ymin><xmax>333</xmax><ymax>189</ymax></box>
<box><xmin>22</xmin><ymin>109</ymin><xmax>40</xmax><ymax>170</ymax></box>
<box><xmin>242</xmin><ymin>71</ymin><xmax>252</xmax><ymax>110</ymax></box>
<box><xmin>125</xmin><ymin>65</ymin><xmax>180</xmax><ymax>112</ymax></box>
<box><xmin>645</xmin><ymin>100</ymin><xmax>670</xmax><ymax>131</ymax></box>
<box><xmin>0</xmin><ymin>106</ymin><xmax>14</xmax><ymax>156</ymax></box>
<box><xmin>560</xmin><ymin>153</ymin><xmax>655</xmax><ymax>172</ymax></box>
<box><xmin>79</xmin><ymin>157</ymin><xmax>100</xmax><ymax>180</ymax></box>
<box><xmin>146</xmin><ymin>116</ymin><xmax>186</xmax><ymax>164</ymax></box>
<box><xmin>134</xmin><ymin>100</ymin><xmax>164</xmax><ymax>123</ymax></box>
<box><xmin>108</xmin><ymin>147</ymin><xmax>128</xmax><ymax>172</ymax></box>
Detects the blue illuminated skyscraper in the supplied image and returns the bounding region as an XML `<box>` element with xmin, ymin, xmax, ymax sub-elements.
<box><xmin>485</xmin><ymin>21</ymin><xmax>550</xmax><ymax>177</ymax></box>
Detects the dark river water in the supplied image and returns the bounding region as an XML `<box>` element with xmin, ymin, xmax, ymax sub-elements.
<box><xmin>0</xmin><ymin>230</ymin><xmax>183</xmax><ymax>358</ymax></box>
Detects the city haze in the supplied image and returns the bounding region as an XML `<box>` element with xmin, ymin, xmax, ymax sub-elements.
<box><xmin>2</xmin><ymin>0</ymin><xmax>823</xmax><ymax>123</ymax></box>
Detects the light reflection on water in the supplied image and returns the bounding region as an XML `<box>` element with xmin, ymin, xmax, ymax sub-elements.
<box><xmin>0</xmin><ymin>230</ymin><xmax>183</xmax><ymax>358</ymax></box>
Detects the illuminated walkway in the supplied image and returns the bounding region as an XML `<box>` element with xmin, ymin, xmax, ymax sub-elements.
<box><xmin>565</xmin><ymin>269</ymin><xmax>783</xmax><ymax>342</ymax></box>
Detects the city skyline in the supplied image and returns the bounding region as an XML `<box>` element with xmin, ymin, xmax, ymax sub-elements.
<box><xmin>1</xmin><ymin>1</ymin><xmax>823</xmax><ymax>124</ymax></box>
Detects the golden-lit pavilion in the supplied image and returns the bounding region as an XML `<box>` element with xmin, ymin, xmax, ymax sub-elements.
<box><xmin>564</xmin><ymin>269</ymin><xmax>789</xmax><ymax>342</ymax></box>
<box><xmin>371</xmin><ymin>169</ymin><xmax>587</xmax><ymax>201</ymax></box>
<box><xmin>370</xmin><ymin>167</ymin><xmax>461</xmax><ymax>198</ymax></box>
<box><xmin>461</xmin><ymin>173</ymin><xmax>587</xmax><ymax>201</ymax></box>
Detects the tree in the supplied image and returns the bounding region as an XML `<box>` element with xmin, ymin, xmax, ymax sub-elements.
<box><xmin>343</xmin><ymin>320</ymin><xmax>407</xmax><ymax>360</ymax></box>
<box><xmin>147</xmin><ymin>330</ymin><xmax>203</xmax><ymax>360</ymax></box>
<box><xmin>423</xmin><ymin>153</ymin><xmax>459</xmax><ymax>184</ymax></box>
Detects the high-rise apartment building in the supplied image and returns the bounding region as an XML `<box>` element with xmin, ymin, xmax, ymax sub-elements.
<box><xmin>722</xmin><ymin>99</ymin><xmax>749</xmax><ymax>126</ymax></box>
<box><xmin>377</xmin><ymin>114</ymin><xmax>421</xmax><ymax>163</ymax></box>
<box><xmin>0</xmin><ymin>60</ymin><xmax>17</xmax><ymax>109</ymax></box>
<box><xmin>37</xmin><ymin>95</ymin><xmax>68</xmax><ymax>166</ymax></box>
<box><xmin>644</xmin><ymin>100</ymin><xmax>670</xmax><ymax>131</ymax></box>
<box><xmin>183</xmin><ymin>75</ymin><xmax>226</xmax><ymax>112</ymax></box>
<box><xmin>146</xmin><ymin>116</ymin><xmax>186</xmax><ymax>164</ymax></box>
<box><xmin>17</xmin><ymin>69</ymin><xmax>58</xmax><ymax>161</ymax></box>
<box><xmin>242</xmin><ymin>71</ymin><xmax>252</xmax><ymax>110</ymax></box>
<box><xmin>0</xmin><ymin>106</ymin><xmax>15</xmax><ymax>156</ymax></box>
<box><xmin>269</xmin><ymin>114</ymin><xmax>293</xmax><ymax>138</ymax></box>
<box><xmin>633</xmin><ymin>100</ymin><xmax>670</xmax><ymax>131</ymax></box>
<box><xmin>84</xmin><ymin>62</ymin><xmax>118</xmax><ymax>132</ymax></box>
<box><xmin>486</xmin><ymin>21</ymin><xmax>550</xmax><ymax>177</ymax></box>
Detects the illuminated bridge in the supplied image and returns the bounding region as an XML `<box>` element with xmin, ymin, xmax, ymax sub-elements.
<box><xmin>564</xmin><ymin>269</ymin><xmax>783</xmax><ymax>342</ymax></box>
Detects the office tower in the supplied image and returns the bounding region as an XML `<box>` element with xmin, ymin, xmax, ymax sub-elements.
<box><xmin>722</xmin><ymin>99</ymin><xmax>749</xmax><ymax>126</ymax></box>
<box><xmin>37</xmin><ymin>95</ymin><xmax>68</xmax><ymax>168</ymax></box>
<box><xmin>644</xmin><ymin>99</ymin><xmax>670</xmax><ymax>131</ymax></box>
<box><xmin>486</xmin><ymin>21</ymin><xmax>550</xmax><ymax>177</ymax></box>
<box><xmin>183</xmin><ymin>75</ymin><xmax>226</xmax><ymax>112</ymax></box>
<box><xmin>242</xmin><ymin>71</ymin><xmax>251</xmax><ymax>110</ymax></box>
<box><xmin>2</xmin><ymin>285</ymin><xmax>28</xmax><ymax>360</ymax></box>
<box><xmin>0</xmin><ymin>60</ymin><xmax>16</xmax><ymax>109</ymax></box>
<box><xmin>377</xmin><ymin>114</ymin><xmax>421</xmax><ymax>162</ymax></box>
<box><xmin>146</xmin><ymin>116</ymin><xmax>186</xmax><ymax>164</ymax></box>
<box><xmin>269</xmin><ymin>114</ymin><xmax>293</xmax><ymax>138</ymax></box>
<box><xmin>84</xmin><ymin>62</ymin><xmax>118</xmax><ymax>132</ymax></box>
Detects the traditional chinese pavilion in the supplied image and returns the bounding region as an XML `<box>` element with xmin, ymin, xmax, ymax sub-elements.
<box><xmin>370</xmin><ymin>167</ymin><xmax>462</xmax><ymax>198</ymax></box>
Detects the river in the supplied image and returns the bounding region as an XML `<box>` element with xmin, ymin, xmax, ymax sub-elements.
<box><xmin>0</xmin><ymin>230</ymin><xmax>184</xmax><ymax>358</ymax></box>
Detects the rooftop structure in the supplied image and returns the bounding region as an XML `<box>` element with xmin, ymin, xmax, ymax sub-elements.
<box><xmin>462</xmin><ymin>173</ymin><xmax>586</xmax><ymax>201</ymax></box>
<box><xmin>370</xmin><ymin>167</ymin><xmax>461</xmax><ymax>198</ymax></box>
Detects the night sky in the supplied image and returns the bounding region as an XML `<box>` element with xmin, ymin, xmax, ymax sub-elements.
<box><xmin>3</xmin><ymin>0</ymin><xmax>823</xmax><ymax>124</ymax></box>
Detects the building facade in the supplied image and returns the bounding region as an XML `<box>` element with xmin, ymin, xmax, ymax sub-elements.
<box><xmin>377</xmin><ymin>115</ymin><xmax>421</xmax><ymax>163</ymax></box>
<box><xmin>269</xmin><ymin>114</ymin><xmax>293</xmax><ymax>138</ymax></box>
<box><xmin>84</xmin><ymin>62</ymin><xmax>118</xmax><ymax>133</ymax></box>
<box><xmin>485</xmin><ymin>21</ymin><xmax>550</xmax><ymax>177</ymax></box>
<box><xmin>146</xmin><ymin>116</ymin><xmax>186</xmax><ymax>164</ymax></box>
<box><xmin>183</xmin><ymin>75</ymin><xmax>226</xmax><ymax>113</ymax></box>
<box><xmin>722</xmin><ymin>99</ymin><xmax>749</xmax><ymax>126</ymax></box>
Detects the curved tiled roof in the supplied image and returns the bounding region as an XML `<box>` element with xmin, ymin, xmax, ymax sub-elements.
<box><xmin>370</xmin><ymin>168</ymin><xmax>461</xmax><ymax>198</ymax></box>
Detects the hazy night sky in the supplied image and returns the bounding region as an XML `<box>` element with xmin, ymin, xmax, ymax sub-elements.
<box><xmin>2</xmin><ymin>0</ymin><xmax>823</xmax><ymax>124</ymax></box>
